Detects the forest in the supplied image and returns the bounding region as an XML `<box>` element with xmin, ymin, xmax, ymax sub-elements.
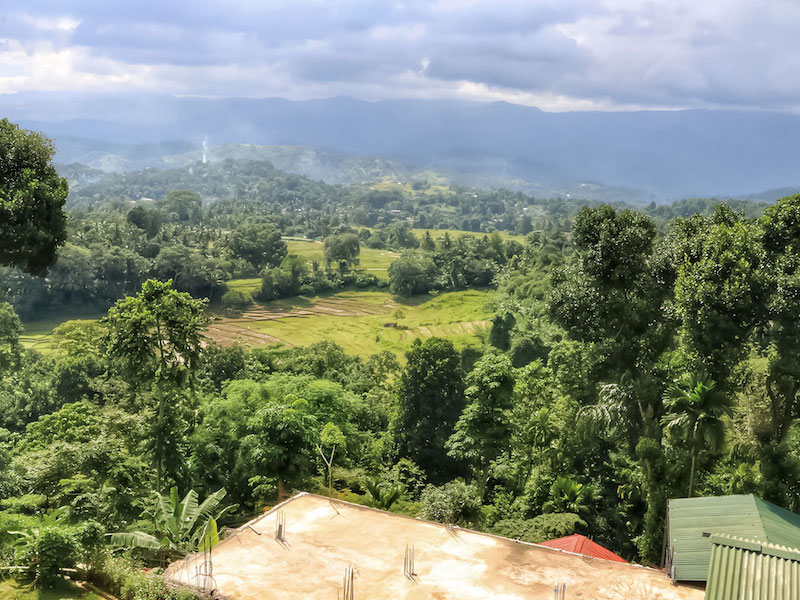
<box><xmin>1</xmin><ymin>118</ymin><xmax>799</xmax><ymax>598</ymax></box>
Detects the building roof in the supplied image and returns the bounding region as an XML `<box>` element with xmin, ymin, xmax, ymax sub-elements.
<box><xmin>166</xmin><ymin>492</ymin><xmax>703</xmax><ymax>600</ymax></box>
<box><xmin>667</xmin><ymin>494</ymin><xmax>800</xmax><ymax>581</ymax></box>
<box><xmin>539</xmin><ymin>534</ymin><xmax>629</xmax><ymax>563</ymax></box>
<box><xmin>705</xmin><ymin>534</ymin><xmax>800</xmax><ymax>600</ymax></box>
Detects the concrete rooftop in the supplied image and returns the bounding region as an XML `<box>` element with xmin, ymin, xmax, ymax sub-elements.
<box><xmin>166</xmin><ymin>492</ymin><xmax>704</xmax><ymax>600</ymax></box>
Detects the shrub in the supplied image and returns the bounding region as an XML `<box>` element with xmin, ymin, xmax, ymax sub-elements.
<box><xmin>36</xmin><ymin>527</ymin><xmax>79</xmax><ymax>587</ymax></box>
<box><xmin>491</xmin><ymin>513</ymin><xmax>586</xmax><ymax>544</ymax></box>
<box><xmin>420</xmin><ymin>480</ymin><xmax>481</xmax><ymax>526</ymax></box>
<box><xmin>221</xmin><ymin>289</ymin><xmax>252</xmax><ymax>312</ymax></box>
<box><xmin>388</xmin><ymin>250</ymin><xmax>437</xmax><ymax>296</ymax></box>
<box><xmin>92</xmin><ymin>555</ymin><xmax>199</xmax><ymax>600</ymax></box>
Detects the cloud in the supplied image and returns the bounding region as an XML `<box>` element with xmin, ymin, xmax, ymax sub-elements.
<box><xmin>0</xmin><ymin>0</ymin><xmax>797</xmax><ymax>111</ymax></box>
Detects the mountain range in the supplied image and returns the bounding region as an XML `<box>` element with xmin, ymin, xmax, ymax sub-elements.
<box><xmin>3</xmin><ymin>92</ymin><xmax>800</xmax><ymax>202</ymax></box>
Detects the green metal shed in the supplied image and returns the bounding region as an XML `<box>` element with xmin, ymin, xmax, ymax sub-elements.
<box><xmin>706</xmin><ymin>534</ymin><xmax>800</xmax><ymax>600</ymax></box>
<box><xmin>666</xmin><ymin>494</ymin><xmax>800</xmax><ymax>582</ymax></box>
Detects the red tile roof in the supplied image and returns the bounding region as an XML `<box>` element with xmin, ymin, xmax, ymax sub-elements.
<box><xmin>539</xmin><ymin>534</ymin><xmax>628</xmax><ymax>563</ymax></box>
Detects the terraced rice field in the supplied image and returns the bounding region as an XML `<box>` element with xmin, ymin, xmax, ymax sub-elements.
<box><xmin>207</xmin><ymin>289</ymin><xmax>494</xmax><ymax>358</ymax></box>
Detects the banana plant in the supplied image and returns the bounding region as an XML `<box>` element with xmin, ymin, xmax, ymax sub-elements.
<box><xmin>109</xmin><ymin>486</ymin><xmax>235</xmax><ymax>564</ymax></box>
<box><xmin>365</xmin><ymin>479</ymin><xmax>403</xmax><ymax>511</ymax></box>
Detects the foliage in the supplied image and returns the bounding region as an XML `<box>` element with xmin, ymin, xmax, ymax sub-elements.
<box><xmin>6</xmin><ymin>508</ymin><xmax>85</xmax><ymax>587</ymax></box>
<box><xmin>491</xmin><ymin>513</ymin><xmax>586</xmax><ymax>543</ymax></box>
<box><xmin>227</xmin><ymin>221</ymin><xmax>286</xmax><ymax>270</ymax></box>
<box><xmin>446</xmin><ymin>352</ymin><xmax>515</xmax><ymax>498</ymax></box>
<box><xmin>662</xmin><ymin>375</ymin><xmax>733</xmax><ymax>496</ymax></box>
<box><xmin>0</xmin><ymin>119</ymin><xmax>68</xmax><ymax>275</ymax></box>
<box><xmin>90</xmin><ymin>555</ymin><xmax>198</xmax><ymax>600</ymax></box>
<box><xmin>364</xmin><ymin>479</ymin><xmax>403</xmax><ymax>511</ymax></box>
<box><xmin>5</xmin><ymin>164</ymin><xmax>800</xmax><ymax>574</ymax></box>
<box><xmin>323</xmin><ymin>233</ymin><xmax>360</xmax><ymax>269</ymax></box>
<box><xmin>395</xmin><ymin>338</ymin><xmax>464</xmax><ymax>482</ymax></box>
<box><xmin>109</xmin><ymin>486</ymin><xmax>234</xmax><ymax>562</ymax></box>
<box><xmin>420</xmin><ymin>480</ymin><xmax>482</xmax><ymax>526</ymax></box>
<box><xmin>388</xmin><ymin>250</ymin><xmax>437</xmax><ymax>296</ymax></box>
<box><xmin>104</xmin><ymin>279</ymin><xmax>209</xmax><ymax>487</ymax></box>
<box><xmin>0</xmin><ymin>302</ymin><xmax>22</xmax><ymax>372</ymax></box>
<box><xmin>545</xmin><ymin>477</ymin><xmax>594</xmax><ymax>515</ymax></box>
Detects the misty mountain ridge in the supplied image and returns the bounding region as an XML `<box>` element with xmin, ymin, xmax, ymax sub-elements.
<box><xmin>4</xmin><ymin>92</ymin><xmax>800</xmax><ymax>201</ymax></box>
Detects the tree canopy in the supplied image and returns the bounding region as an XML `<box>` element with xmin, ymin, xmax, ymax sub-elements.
<box><xmin>0</xmin><ymin>119</ymin><xmax>68</xmax><ymax>275</ymax></box>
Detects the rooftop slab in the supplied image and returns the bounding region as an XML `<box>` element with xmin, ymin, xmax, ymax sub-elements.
<box><xmin>166</xmin><ymin>493</ymin><xmax>704</xmax><ymax>600</ymax></box>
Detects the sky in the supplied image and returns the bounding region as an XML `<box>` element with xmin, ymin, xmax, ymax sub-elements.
<box><xmin>0</xmin><ymin>0</ymin><xmax>797</xmax><ymax>112</ymax></box>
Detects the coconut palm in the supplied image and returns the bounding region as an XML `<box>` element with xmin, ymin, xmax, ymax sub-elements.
<box><xmin>661</xmin><ymin>375</ymin><xmax>733</xmax><ymax>497</ymax></box>
<box><xmin>109</xmin><ymin>486</ymin><xmax>235</xmax><ymax>564</ymax></box>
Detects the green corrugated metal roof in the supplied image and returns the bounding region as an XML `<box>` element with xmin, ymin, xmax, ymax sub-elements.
<box><xmin>706</xmin><ymin>534</ymin><xmax>800</xmax><ymax>600</ymax></box>
<box><xmin>667</xmin><ymin>494</ymin><xmax>800</xmax><ymax>581</ymax></box>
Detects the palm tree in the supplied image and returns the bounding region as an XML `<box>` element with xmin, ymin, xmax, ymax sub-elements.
<box><xmin>109</xmin><ymin>487</ymin><xmax>235</xmax><ymax>565</ymax></box>
<box><xmin>662</xmin><ymin>375</ymin><xmax>733</xmax><ymax>497</ymax></box>
<box><xmin>546</xmin><ymin>476</ymin><xmax>593</xmax><ymax>515</ymax></box>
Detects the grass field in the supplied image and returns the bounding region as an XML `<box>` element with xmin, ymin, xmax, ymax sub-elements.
<box><xmin>19</xmin><ymin>289</ymin><xmax>495</xmax><ymax>360</ymax></box>
<box><xmin>0</xmin><ymin>579</ymin><xmax>102</xmax><ymax>600</ymax></box>
<box><xmin>207</xmin><ymin>289</ymin><xmax>494</xmax><ymax>358</ymax></box>
<box><xmin>284</xmin><ymin>238</ymin><xmax>399</xmax><ymax>280</ymax></box>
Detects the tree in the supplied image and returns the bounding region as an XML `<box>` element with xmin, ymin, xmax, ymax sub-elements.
<box><xmin>258</xmin><ymin>254</ymin><xmax>308</xmax><ymax>300</ymax></box>
<box><xmin>0</xmin><ymin>301</ymin><xmax>22</xmax><ymax>372</ymax></box>
<box><xmin>153</xmin><ymin>245</ymin><xmax>228</xmax><ymax>300</ymax></box>
<box><xmin>549</xmin><ymin>205</ymin><xmax>667</xmax><ymax>385</ymax></box>
<box><xmin>156</xmin><ymin>190</ymin><xmax>202</xmax><ymax>222</ymax></box>
<box><xmin>317</xmin><ymin>422</ymin><xmax>345</xmax><ymax>497</ymax></box>
<box><xmin>446</xmin><ymin>352</ymin><xmax>515</xmax><ymax>499</ymax></box>
<box><xmin>323</xmin><ymin>233</ymin><xmax>360</xmax><ymax>270</ymax></box>
<box><xmin>104</xmin><ymin>279</ymin><xmax>210</xmax><ymax>488</ymax></box>
<box><xmin>673</xmin><ymin>217</ymin><xmax>767</xmax><ymax>384</ymax></box>
<box><xmin>548</xmin><ymin>205</ymin><xmax>671</xmax><ymax>561</ymax></box>
<box><xmin>509</xmin><ymin>361</ymin><xmax>556</xmax><ymax>490</ymax></box>
<box><xmin>545</xmin><ymin>477</ymin><xmax>594</xmax><ymax>515</ymax></box>
<box><xmin>110</xmin><ymin>486</ymin><xmax>234</xmax><ymax>564</ymax></box>
<box><xmin>228</xmin><ymin>222</ymin><xmax>287</xmax><ymax>270</ymax></box>
<box><xmin>243</xmin><ymin>399</ymin><xmax>318</xmax><ymax>499</ymax></box>
<box><xmin>126</xmin><ymin>205</ymin><xmax>163</xmax><ymax>238</ymax></box>
<box><xmin>420</xmin><ymin>231</ymin><xmax>436</xmax><ymax>252</ymax></box>
<box><xmin>0</xmin><ymin>119</ymin><xmax>68</xmax><ymax>275</ymax></box>
<box><xmin>396</xmin><ymin>338</ymin><xmax>465</xmax><ymax>482</ymax></box>
<box><xmin>759</xmin><ymin>194</ymin><xmax>800</xmax><ymax>441</ymax></box>
<box><xmin>388</xmin><ymin>250</ymin><xmax>437</xmax><ymax>296</ymax></box>
<box><xmin>661</xmin><ymin>375</ymin><xmax>732</xmax><ymax>497</ymax></box>
<box><xmin>0</xmin><ymin>350</ymin><xmax>59</xmax><ymax>433</ymax></box>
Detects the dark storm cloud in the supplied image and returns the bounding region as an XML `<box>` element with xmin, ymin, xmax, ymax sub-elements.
<box><xmin>2</xmin><ymin>0</ymin><xmax>799</xmax><ymax>110</ymax></box>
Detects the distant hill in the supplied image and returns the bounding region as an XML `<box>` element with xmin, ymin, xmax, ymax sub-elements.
<box><xmin>4</xmin><ymin>92</ymin><xmax>800</xmax><ymax>200</ymax></box>
<box><xmin>55</xmin><ymin>140</ymin><xmax>659</xmax><ymax>205</ymax></box>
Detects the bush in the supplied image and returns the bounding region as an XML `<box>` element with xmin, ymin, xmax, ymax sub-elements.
<box><xmin>91</xmin><ymin>555</ymin><xmax>199</xmax><ymax>600</ymax></box>
<box><xmin>491</xmin><ymin>513</ymin><xmax>586</xmax><ymax>544</ymax></box>
<box><xmin>420</xmin><ymin>480</ymin><xmax>481</xmax><ymax>526</ymax></box>
<box><xmin>388</xmin><ymin>250</ymin><xmax>437</xmax><ymax>296</ymax></box>
<box><xmin>36</xmin><ymin>527</ymin><xmax>79</xmax><ymax>587</ymax></box>
<box><xmin>221</xmin><ymin>289</ymin><xmax>252</xmax><ymax>312</ymax></box>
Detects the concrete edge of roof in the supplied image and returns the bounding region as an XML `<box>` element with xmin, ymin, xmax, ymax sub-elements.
<box><xmin>200</xmin><ymin>491</ymin><xmax>661</xmax><ymax>572</ymax></box>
